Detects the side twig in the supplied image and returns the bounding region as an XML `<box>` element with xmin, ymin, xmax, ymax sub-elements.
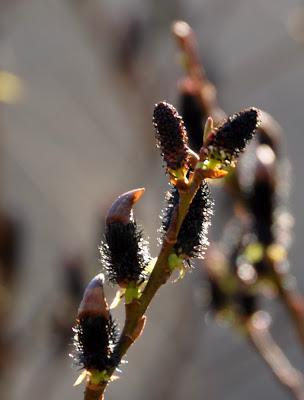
<box><xmin>247</xmin><ymin>313</ymin><xmax>304</xmax><ymax>400</ymax></box>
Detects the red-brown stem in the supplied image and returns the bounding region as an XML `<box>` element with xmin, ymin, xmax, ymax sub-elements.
<box><xmin>272</xmin><ymin>266</ymin><xmax>304</xmax><ymax>349</ymax></box>
<box><xmin>172</xmin><ymin>20</ymin><xmax>226</xmax><ymax>124</ymax></box>
<box><xmin>247</xmin><ymin>316</ymin><xmax>304</xmax><ymax>400</ymax></box>
<box><xmin>84</xmin><ymin>384</ymin><xmax>105</xmax><ymax>400</ymax></box>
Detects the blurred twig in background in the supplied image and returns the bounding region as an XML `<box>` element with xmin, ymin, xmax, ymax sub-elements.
<box><xmin>173</xmin><ymin>19</ymin><xmax>304</xmax><ymax>399</ymax></box>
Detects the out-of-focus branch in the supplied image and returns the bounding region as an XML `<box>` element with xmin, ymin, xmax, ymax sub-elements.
<box><xmin>174</xmin><ymin>20</ymin><xmax>304</xmax><ymax>358</ymax></box>
<box><xmin>84</xmin><ymin>384</ymin><xmax>105</xmax><ymax>400</ymax></box>
<box><xmin>247</xmin><ymin>312</ymin><xmax>304</xmax><ymax>400</ymax></box>
<box><xmin>172</xmin><ymin>20</ymin><xmax>226</xmax><ymax>124</ymax></box>
<box><xmin>271</xmin><ymin>265</ymin><xmax>304</xmax><ymax>350</ymax></box>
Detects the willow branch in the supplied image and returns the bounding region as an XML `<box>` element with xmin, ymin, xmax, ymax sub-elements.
<box><xmin>172</xmin><ymin>20</ymin><xmax>226</xmax><ymax>124</ymax></box>
<box><xmin>247</xmin><ymin>314</ymin><xmax>304</xmax><ymax>400</ymax></box>
<box><xmin>269</xmin><ymin>264</ymin><xmax>304</xmax><ymax>350</ymax></box>
<box><xmin>173</xmin><ymin>19</ymin><xmax>304</xmax><ymax>356</ymax></box>
<box><xmin>88</xmin><ymin>171</ymin><xmax>203</xmax><ymax>398</ymax></box>
<box><xmin>84</xmin><ymin>384</ymin><xmax>105</xmax><ymax>400</ymax></box>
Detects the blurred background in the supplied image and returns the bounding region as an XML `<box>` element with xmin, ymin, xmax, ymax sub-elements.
<box><xmin>0</xmin><ymin>0</ymin><xmax>304</xmax><ymax>399</ymax></box>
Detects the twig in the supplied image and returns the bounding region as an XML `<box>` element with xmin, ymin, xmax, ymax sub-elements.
<box><xmin>84</xmin><ymin>384</ymin><xmax>105</xmax><ymax>400</ymax></box>
<box><xmin>84</xmin><ymin>170</ymin><xmax>204</xmax><ymax>399</ymax></box>
<box><xmin>271</xmin><ymin>264</ymin><xmax>304</xmax><ymax>350</ymax></box>
<box><xmin>247</xmin><ymin>313</ymin><xmax>304</xmax><ymax>400</ymax></box>
<box><xmin>172</xmin><ymin>20</ymin><xmax>226</xmax><ymax>124</ymax></box>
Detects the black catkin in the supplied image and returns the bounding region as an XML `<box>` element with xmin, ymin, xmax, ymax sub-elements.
<box><xmin>209</xmin><ymin>278</ymin><xmax>228</xmax><ymax>312</ymax></box>
<box><xmin>74</xmin><ymin>315</ymin><xmax>118</xmax><ymax>371</ymax></box>
<box><xmin>248</xmin><ymin>180</ymin><xmax>275</xmax><ymax>245</ymax></box>
<box><xmin>153</xmin><ymin>101</ymin><xmax>189</xmax><ymax>170</ymax></box>
<box><xmin>234</xmin><ymin>292</ymin><xmax>258</xmax><ymax>317</ymax></box>
<box><xmin>72</xmin><ymin>274</ymin><xmax>118</xmax><ymax>371</ymax></box>
<box><xmin>100</xmin><ymin>221</ymin><xmax>150</xmax><ymax>285</ymax></box>
<box><xmin>205</xmin><ymin>107</ymin><xmax>260</xmax><ymax>164</ymax></box>
<box><xmin>162</xmin><ymin>181</ymin><xmax>213</xmax><ymax>259</ymax></box>
<box><xmin>179</xmin><ymin>92</ymin><xmax>204</xmax><ymax>153</ymax></box>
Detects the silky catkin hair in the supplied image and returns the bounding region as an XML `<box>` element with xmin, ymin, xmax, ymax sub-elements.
<box><xmin>162</xmin><ymin>181</ymin><xmax>213</xmax><ymax>259</ymax></box>
<box><xmin>153</xmin><ymin>101</ymin><xmax>189</xmax><ymax>170</ymax></box>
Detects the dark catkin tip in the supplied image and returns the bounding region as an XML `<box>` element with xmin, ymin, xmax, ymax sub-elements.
<box><xmin>234</xmin><ymin>293</ymin><xmax>258</xmax><ymax>317</ymax></box>
<box><xmin>179</xmin><ymin>93</ymin><xmax>204</xmax><ymax>153</ymax></box>
<box><xmin>209</xmin><ymin>279</ymin><xmax>229</xmax><ymax>312</ymax></box>
<box><xmin>161</xmin><ymin>181</ymin><xmax>213</xmax><ymax>259</ymax></box>
<box><xmin>248</xmin><ymin>180</ymin><xmax>275</xmax><ymax>245</ymax></box>
<box><xmin>206</xmin><ymin>107</ymin><xmax>261</xmax><ymax>163</ymax></box>
<box><xmin>153</xmin><ymin>101</ymin><xmax>189</xmax><ymax>170</ymax></box>
<box><xmin>73</xmin><ymin>315</ymin><xmax>118</xmax><ymax>371</ymax></box>
<box><xmin>100</xmin><ymin>222</ymin><xmax>150</xmax><ymax>285</ymax></box>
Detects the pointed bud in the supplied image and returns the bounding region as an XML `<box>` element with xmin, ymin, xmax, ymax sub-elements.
<box><xmin>153</xmin><ymin>101</ymin><xmax>189</xmax><ymax>171</ymax></box>
<box><xmin>203</xmin><ymin>117</ymin><xmax>214</xmax><ymax>144</ymax></box>
<box><xmin>100</xmin><ymin>189</ymin><xmax>150</xmax><ymax>285</ymax></box>
<box><xmin>73</xmin><ymin>274</ymin><xmax>118</xmax><ymax>372</ymax></box>
<box><xmin>172</xmin><ymin>20</ymin><xmax>193</xmax><ymax>43</ymax></box>
<box><xmin>106</xmin><ymin>188</ymin><xmax>145</xmax><ymax>225</ymax></box>
<box><xmin>77</xmin><ymin>274</ymin><xmax>109</xmax><ymax>319</ymax></box>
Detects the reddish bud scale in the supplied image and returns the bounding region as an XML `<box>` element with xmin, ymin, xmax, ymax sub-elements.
<box><xmin>73</xmin><ymin>274</ymin><xmax>118</xmax><ymax>371</ymax></box>
<box><xmin>153</xmin><ymin>101</ymin><xmax>189</xmax><ymax>170</ymax></box>
<box><xmin>101</xmin><ymin>189</ymin><xmax>150</xmax><ymax>285</ymax></box>
<box><xmin>105</xmin><ymin>188</ymin><xmax>145</xmax><ymax>225</ymax></box>
<box><xmin>77</xmin><ymin>274</ymin><xmax>109</xmax><ymax>319</ymax></box>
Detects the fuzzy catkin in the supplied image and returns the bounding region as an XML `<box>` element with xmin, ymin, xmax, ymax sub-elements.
<box><xmin>100</xmin><ymin>221</ymin><xmax>150</xmax><ymax>285</ymax></box>
<box><xmin>162</xmin><ymin>181</ymin><xmax>213</xmax><ymax>259</ymax></box>
<box><xmin>179</xmin><ymin>93</ymin><xmax>204</xmax><ymax>153</ymax></box>
<box><xmin>206</xmin><ymin>108</ymin><xmax>260</xmax><ymax>164</ymax></box>
<box><xmin>153</xmin><ymin>101</ymin><xmax>189</xmax><ymax>170</ymax></box>
<box><xmin>73</xmin><ymin>315</ymin><xmax>118</xmax><ymax>371</ymax></box>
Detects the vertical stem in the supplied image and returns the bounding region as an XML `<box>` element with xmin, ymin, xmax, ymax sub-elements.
<box><xmin>84</xmin><ymin>384</ymin><xmax>105</xmax><ymax>400</ymax></box>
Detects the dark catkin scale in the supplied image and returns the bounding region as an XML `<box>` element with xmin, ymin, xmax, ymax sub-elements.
<box><xmin>161</xmin><ymin>186</ymin><xmax>179</xmax><ymax>234</ymax></box>
<box><xmin>248</xmin><ymin>180</ymin><xmax>275</xmax><ymax>245</ymax></box>
<box><xmin>162</xmin><ymin>181</ymin><xmax>213</xmax><ymax>258</ymax></box>
<box><xmin>100</xmin><ymin>222</ymin><xmax>150</xmax><ymax>285</ymax></box>
<box><xmin>153</xmin><ymin>101</ymin><xmax>189</xmax><ymax>170</ymax></box>
<box><xmin>206</xmin><ymin>108</ymin><xmax>260</xmax><ymax>163</ymax></box>
<box><xmin>254</xmin><ymin>259</ymin><xmax>270</xmax><ymax>276</ymax></box>
<box><xmin>234</xmin><ymin>293</ymin><xmax>258</xmax><ymax>317</ymax></box>
<box><xmin>179</xmin><ymin>93</ymin><xmax>204</xmax><ymax>153</ymax></box>
<box><xmin>209</xmin><ymin>279</ymin><xmax>228</xmax><ymax>312</ymax></box>
<box><xmin>74</xmin><ymin>315</ymin><xmax>118</xmax><ymax>371</ymax></box>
